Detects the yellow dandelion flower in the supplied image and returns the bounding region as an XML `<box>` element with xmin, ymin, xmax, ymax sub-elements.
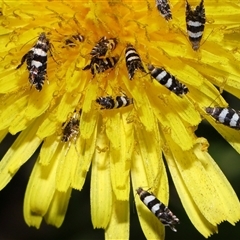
<box><xmin>0</xmin><ymin>0</ymin><xmax>240</xmax><ymax>239</ymax></box>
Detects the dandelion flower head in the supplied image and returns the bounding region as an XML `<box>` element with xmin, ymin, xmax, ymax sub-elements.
<box><xmin>0</xmin><ymin>0</ymin><xmax>240</xmax><ymax>239</ymax></box>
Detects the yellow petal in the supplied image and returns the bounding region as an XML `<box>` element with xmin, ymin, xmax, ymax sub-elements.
<box><xmin>105</xmin><ymin>112</ymin><xmax>122</xmax><ymax>149</ymax></box>
<box><xmin>44</xmin><ymin>188</ymin><xmax>72</xmax><ymax>227</ymax></box>
<box><xmin>0</xmin><ymin>128</ymin><xmax>8</xmax><ymax>143</ymax></box>
<box><xmin>39</xmin><ymin>135</ymin><xmax>60</xmax><ymax>165</ymax></box>
<box><xmin>72</xmin><ymin>127</ymin><xmax>97</xmax><ymax>190</ymax></box>
<box><xmin>81</xmin><ymin>82</ymin><xmax>99</xmax><ymax>139</ymax></box>
<box><xmin>0</xmin><ymin>92</ymin><xmax>28</xmax><ymax>130</ymax></box>
<box><xmin>204</xmin><ymin>114</ymin><xmax>240</xmax><ymax>155</ymax></box>
<box><xmin>142</xmin><ymin>76</ymin><xmax>201</xmax><ymax>127</ymax></box>
<box><xmin>208</xmin><ymin>2</ymin><xmax>240</xmax><ymax>24</ymax></box>
<box><xmin>82</xmin><ymin>81</ymin><xmax>98</xmax><ymax>113</ymax></box>
<box><xmin>9</xmin><ymin>113</ymin><xmax>33</xmax><ymax>134</ymax></box>
<box><xmin>121</xmin><ymin>111</ymin><xmax>135</xmax><ymax>161</ymax></box>
<box><xmin>24</xmin><ymin>153</ymin><xmax>59</xmax><ymax>224</ymax></box>
<box><xmin>188</xmin><ymin>75</ymin><xmax>228</xmax><ymax>110</ymax></box>
<box><xmin>164</xmin><ymin>147</ymin><xmax>218</xmax><ymax>237</ymax></box>
<box><xmin>24</xmin><ymin>178</ymin><xmax>43</xmax><ymax>228</ymax></box>
<box><xmin>109</xmin><ymin>147</ymin><xmax>130</xmax><ymax>201</ymax></box>
<box><xmin>56</xmin><ymin>91</ymin><xmax>82</xmax><ymax>122</ymax></box>
<box><xmin>56</xmin><ymin>142</ymin><xmax>79</xmax><ymax>192</ymax></box>
<box><xmin>65</xmin><ymin>57</ymin><xmax>83</xmax><ymax>92</ymax></box>
<box><xmin>164</xmin><ymin>133</ymin><xmax>237</xmax><ymax>226</ymax></box>
<box><xmin>122</xmin><ymin>74</ymin><xmax>156</xmax><ymax>132</ymax></box>
<box><xmin>37</xmin><ymin>109</ymin><xmax>59</xmax><ymax>139</ymax></box>
<box><xmin>0</xmin><ymin>118</ymin><xmax>42</xmax><ymax>190</ymax></box>
<box><xmin>23</xmin><ymin>156</ymin><xmax>55</xmax><ymax>227</ymax></box>
<box><xmin>91</xmin><ymin>128</ymin><xmax>112</xmax><ymax>229</ymax></box>
<box><xmin>131</xmin><ymin>138</ymin><xmax>166</xmax><ymax>240</ymax></box>
<box><xmin>158</xmin><ymin>112</ymin><xmax>193</xmax><ymax>151</ymax></box>
<box><xmin>194</xmin><ymin>138</ymin><xmax>240</xmax><ymax>224</ymax></box>
<box><xmin>105</xmin><ymin>112</ymin><xmax>131</xmax><ymax>200</ymax></box>
<box><xmin>0</xmin><ymin>69</ymin><xmax>23</xmax><ymax>93</ymax></box>
<box><xmin>105</xmin><ymin>197</ymin><xmax>129</xmax><ymax>239</ymax></box>
<box><xmin>80</xmin><ymin>109</ymin><xmax>99</xmax><ymax>139</ymax></box>
<box><xmin>147</xmin><ymin>46</ymin><xmax>203</xmax><ymax>88</ymax></box>
<box><xmin>24</xmin><ymin>81</ymin><xmax>57</xmax><ymax>120</ymax></box>
<box><xmin>134</xmin><ymin>123</ymin><xmax>163</xmax><ymax>187</ymax></box>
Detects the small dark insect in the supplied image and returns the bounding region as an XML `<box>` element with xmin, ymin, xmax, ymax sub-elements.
<box><xmin>156</xmin><ymin>0</ymin><xmax>172</xmax><ymax>21</ymax></box>
<box><xmin>90</xmin><ymin>36</ymin><xmax>118</xmax><ymax>58</ymax></box>
<box><xmin>205</xmin><ymin>106</ymin><xmax>240</xmax><ymax>129</ymax></box>
<box><xmin>136</xmin><ymin>187</ymin><xmax>180</xmax><ymax>232</ymax></box>
<box><xmin>61</xmin><ymin>112</ymin><xmax>81</xmax><ymax>142</ymax></box>
<box><xmin>96</xmin><ymin>95</ymin><xmax>133</xmax><ymax>109</ymax></box>
<box><xmin>185</xmin><ymin>0</ymin><xmax>206</xmax><ymax>50</ymax></box>
<box><xmin>125</xmin><ymin>44</ymin><xmax>146</xmax><ymax>80</ymax></box>
<box><xmin>64</xmin><ymin>34</ymin><xmax>85</xmax><ymax>47</ymax></box>
<box><xmin>16</xmin><ymin>32</ymin><xmax>51</xmax><ymax>91</ymax></box>
<box><xmin>147</xmin><ymin>64</ymin><xmax>189</xmax><ymax>97</ymax></box>
<box><xmin>83</xmin><ymin>56</ymin><xmax>119</xmax><ymax>75</ymax></box>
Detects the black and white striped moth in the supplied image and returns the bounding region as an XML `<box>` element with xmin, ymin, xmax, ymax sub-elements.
<box><xmin>185</xmin><ymin>0</ymin><xmax>206</xmax><ymax>51</ymax></box>
<box><xmin>136</xmin><ymin>187</ymin><xmax>180</xmax><ymax>232</ymax></box>
<box><xmin>147</xmin><ymin>64</ymin><xmax>189</xmax><ymax>96</ymax></box>
<box><xmin>125</xmin><ymin>44</ymin><xmax>146</xmax><ymax>80</ymax></box>
<box><xmin>96</xmin><ymin>95</ymin><xmax>133</xmax><ymax>109</ymax></box>
<box><xmin>156</xmin><ymin>0</ymin><xmax>172</xmax><ymax>21</ymax></box>
<box><xmin>205</xmin><ymin>106</ymin><xmax>240</xmax><ymax>129</ymax></box>
<box><xmin>16</xmin><ymin>32</ymin><xmax>51</xmax><ymax>91</ymax></box>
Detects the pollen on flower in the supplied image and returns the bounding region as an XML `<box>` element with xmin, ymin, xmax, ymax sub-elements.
<box><xmin>0</xmin><ymin>0</ymin><xmax>240</xmax><ymax>239</ymax></box>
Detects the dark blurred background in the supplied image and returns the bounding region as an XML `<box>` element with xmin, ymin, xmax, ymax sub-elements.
<box><xmin>0</xmin><ymin>91</ymin><xmax>240</xmax><ymax>240</ymax></box>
